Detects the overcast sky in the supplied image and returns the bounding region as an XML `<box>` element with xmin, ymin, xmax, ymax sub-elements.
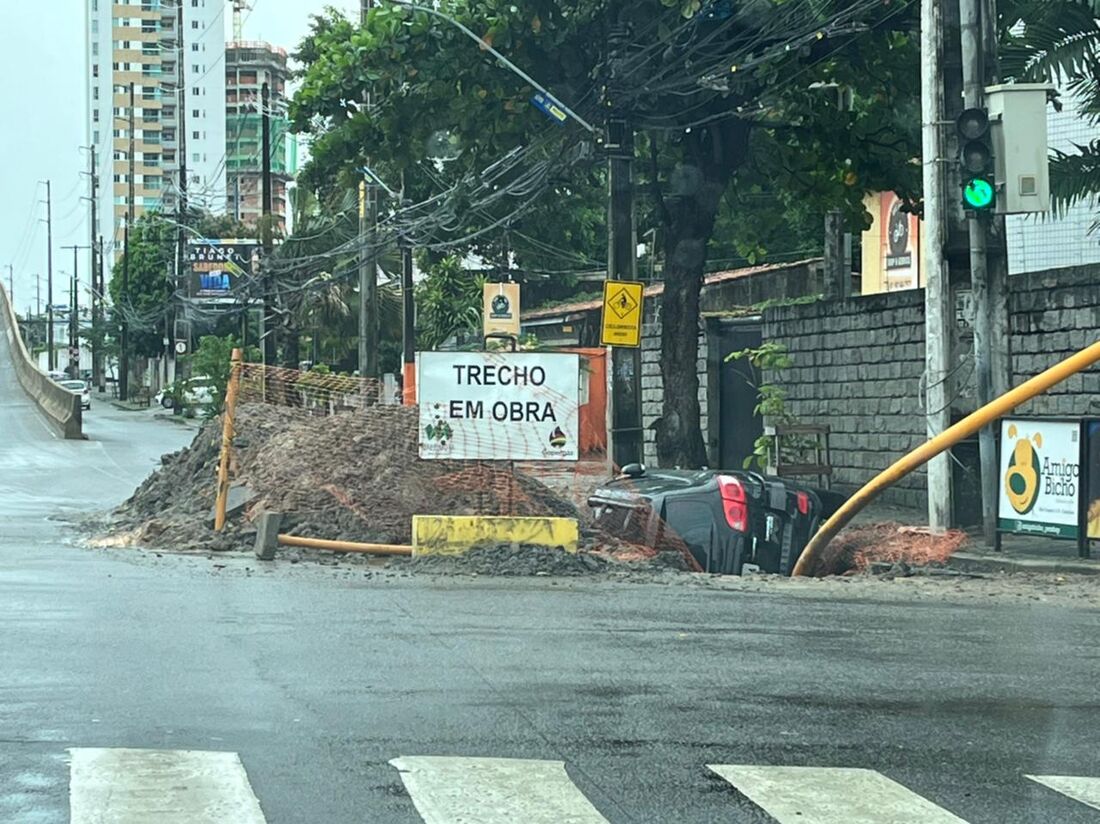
<box><xmin>0</xmin><ymin>1</ymin><xmax>358</xmax><ymax>314</ymax></box>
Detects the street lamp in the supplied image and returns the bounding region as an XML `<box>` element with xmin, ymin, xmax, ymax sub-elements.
<box><xmin>388</xmin><ymin>0</ymin><xmax>596</xmax><ymax>134</ymax></box>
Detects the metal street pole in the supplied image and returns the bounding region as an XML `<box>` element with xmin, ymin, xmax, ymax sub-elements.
<box><xmin>960</xmin><ymin>0</ymin><xmax>997</xmax><ymax>545</ymax></box>
<box><xmin>922</xmin><ymin>0</ymin><xmax>954</xmax><ymax>530</ymax></box>
<box><xmin>120</xmin><ymin>82</ymin><xmax>135</xmax><ymax>402</ymax></box>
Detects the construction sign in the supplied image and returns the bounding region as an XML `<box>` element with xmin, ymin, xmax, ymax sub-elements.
<box><xmin>600</xmin><ymin>280</ymin><xmax>644</xmax><ymax>347</ymax></box>
<box><xmin>483</xmin><ymin>283</ymin><xmax>521</xmax><ymax>339</ymax></box>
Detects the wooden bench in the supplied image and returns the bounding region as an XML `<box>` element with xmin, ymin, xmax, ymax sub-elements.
<box><xmin>765</xmin><ymin>424</ymin><xmax>832</xmax><ymax>489</ymax></box>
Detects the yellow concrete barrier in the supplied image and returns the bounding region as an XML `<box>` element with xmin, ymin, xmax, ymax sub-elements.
<box><xmin>412</xmin><ymin>515</ymin><xmax>580</xmax><ymax>556</ymax></box>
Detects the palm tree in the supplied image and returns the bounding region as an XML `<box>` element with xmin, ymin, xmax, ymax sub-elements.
<box><xmin>1002</xmin><ymin>0</ymin><xmax>1100</xmax><ymax>218</ymax></box>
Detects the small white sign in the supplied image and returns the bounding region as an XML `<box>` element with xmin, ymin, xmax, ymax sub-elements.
<box><xmin>418</xmin><ymin>351</ymin><xmax>580</xmax><ymax>461</ymax></box>
<box><xmin>998</xmin><ymin>419</ymin><xmax>1081</xmax><ymax>538</ymax></box>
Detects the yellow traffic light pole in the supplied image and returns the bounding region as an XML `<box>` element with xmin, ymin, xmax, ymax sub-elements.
<box><xmin>792</xmin><ymin>339</ymin><xmax>1100</xmax><ymax>576</ymax></box>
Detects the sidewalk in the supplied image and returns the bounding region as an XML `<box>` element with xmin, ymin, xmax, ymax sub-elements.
<box><xmin>96</xmin><ymin>391</ymin><xmax>202</xmax><ymax>429</ymax></box>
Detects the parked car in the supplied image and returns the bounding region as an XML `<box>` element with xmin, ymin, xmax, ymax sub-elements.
<box><xmin>587</xmin><ymin>465</ymin><xmax>846</xmax><ymax>576</ymax></box>
<box><xmin>58</xmin><ymin>379</ymin><xmax>92</xmax><ymax>411</ymax></box>
<box><xmin>154</xmin><ymin>381</ymin><xmax>215</xmax><ymax>410</ymax></box>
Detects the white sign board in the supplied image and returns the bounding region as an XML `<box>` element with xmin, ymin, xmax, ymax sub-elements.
<box><xmin>998</xmin><ymin>419</ymin><xmax>1081</xmax><ymax>538</ymax></box>
<box><xmin>418</xmin><ymin>351</ymin><xmax>580</xmax><ymax>461</ymax></box>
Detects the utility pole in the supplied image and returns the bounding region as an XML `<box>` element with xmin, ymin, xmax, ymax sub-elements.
<box><xmin>120</xmin><ymin>83</ymin><xmax>135</xmax><ymax>402</ymax></box>
<box><xmin>62</xmin><ymin>246</ymin><xmax>90</xmax><ymax>378</ymax></box>
<box><xmin>358</xmin><ymin>0</ymin><xmax>379</xmax><ymax>380</ymax></box>
<box><xmin>982</xmin><ymin>0</ymin><xmax>1011</xmax><ymax>400</ymax></box>
<box><xmin>400</xmin><ymin>181</ymin><xmax>415</xmax><ymax>404</ymax></box>
<box><xmin>922</xmin><ymin>0</ymin><xmax>954</xmax><ymax>530</ymax></box>
<box><xmin>89</xmin><ymin>149</ymin><xmax>103</xmax><ymax>390</ymax></box>
<box><xmin>36</xmin><ymin>274</ymin><xmax>41</xmax><ymax>317</ymax></box>
<box><xmin>960</xmin><ymin>0</ymin><xmax>997</xmax><ymax>545</ymax></box>
<box><xmin>44</xmin><ymin>180</ymin><xmax>55</xmax><ymax>371</ymax></box>
<box><xmin>261</xmin><ymin>81</ymin><xmax>276</xmax><ymax>369</ymax></box>
<box><xmin>175</xmin><ymin>0</ymin><xmax>188</xmax><ymax>379</ymax></box>
<box><xmin>4</xmin><ymin>264</ymin><xmax>11</xmax><ymax>305</ymax></box>
<box><xmin>606</xmin><ymin>17</ymin><xmax>641</xmax><ymax>468</ymax></box>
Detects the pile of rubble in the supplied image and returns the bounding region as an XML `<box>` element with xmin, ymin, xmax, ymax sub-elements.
<box><xmin>94</xmin><ymin>403</ymin><xmax>577</xmax><ymax>553</ymax></box>
<box><xmin>809</xmin><ymin>522</ymin><xmax>970</xmax><ymax>576</ymax></box>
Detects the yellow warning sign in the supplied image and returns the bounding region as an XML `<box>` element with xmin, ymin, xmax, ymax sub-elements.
<box><xmin>600</xmin><ymin>280</ymin><xmax>644</xmax><ymax>347</ymax></box>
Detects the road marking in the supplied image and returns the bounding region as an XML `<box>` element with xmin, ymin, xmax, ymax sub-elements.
<box><xmin>1027</xmin><ymin>775</ymin><xmax>1100</xmax><ymax>810</ymax></box>
<box><xmin>69</xmin><ymin>748</ymin><xmax>267</xmax><ymax>823</ymax></box>
<box><xmin>390</xmin><ymin>756</ymin><xmax>609</xmax><ymax>824</ymax></box>
<box><xmin>708</xmin><ymin>765</ymin><xmax>969</xmax><ymax>823</ymax></box>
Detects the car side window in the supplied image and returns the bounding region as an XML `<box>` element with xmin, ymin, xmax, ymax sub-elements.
<box><xmin>659</xmin><ymin>500</ymin><xmax>715</xmax><ymax>559</ymax></box>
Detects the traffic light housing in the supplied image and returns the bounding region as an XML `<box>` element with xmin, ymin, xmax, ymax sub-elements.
<box><xmin>957</xmin><ymin>107</ymin><xmax>996</xmax><ymax>211</ymax></box>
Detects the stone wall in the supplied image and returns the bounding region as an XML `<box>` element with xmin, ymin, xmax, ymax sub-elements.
<box><xmin>761</xmin><ymin>264</ymin><xmax>1100</xmax><ymax>510</ymax></box>
<box><xmin>641</xmin><ymin>310</ymin><xmax>708</xmax><ymax>467</ymax></box>
<box><xmin>763</xmin><ymin>289</ymin><xmax>930</xmax><ymax>508</ymax></box>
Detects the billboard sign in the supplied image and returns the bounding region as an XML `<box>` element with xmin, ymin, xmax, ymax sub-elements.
<box><xmin>1087</xmin><ymin>420</ymin><xmax>1100</xmax><ymax>540</ymax></box>
<box><xmin>880</xmin><ymin>192</ymin><xmax>921</xmax><ymax>291</ymax></box>
<box><xmin>186</xmin><ymin>238</ymin><xmax>258</xmax><ymax>299</ymax></box>
<box><xmin>417</xmin><ymin>351</ymin><xmax>580</xmax><ymax>461</ymax></box>
<box><xmin>998</xmin><ymin>419</ymin><xmax>1081</xmax><ymax>538</ymax></box>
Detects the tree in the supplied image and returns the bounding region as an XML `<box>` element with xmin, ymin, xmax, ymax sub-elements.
<box><xmin>1001</xmin><ymin>0</ymin><xmax>1100</xmax><ymax>221</ymax></box>
<box><xmin>109</xmin><ymin>212</ymin><xmax>174</xmax><ymax>359</ymax></box>
<box><xmin>416</xmin><ymin>255</ymin><xmax>487</xmax><ymax>350</ymax></box>
<box><xmin>290</xmin><ymin>0</ymin><xmax>922</xmax><ymax>467</ymax></box>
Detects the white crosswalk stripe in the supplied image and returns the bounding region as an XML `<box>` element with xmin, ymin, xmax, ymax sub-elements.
<box><xmin>1027</xmin><ymin>775</ymin><xmax>1100</xmax><ymax>811</ymax></box>
<box><xmin>69</xmin><ymin>748</ymin><xmax>267</xmax><ymax>824</ymax></box>
<box><xmin>390</xmin><ymin>756</ymin><xmax>610</xmax><ymax>824</ymax></box>
<box><xmin>707</xmin><ymin>764</ymin><xmax>970</xmax><ymax>824</ymax></box>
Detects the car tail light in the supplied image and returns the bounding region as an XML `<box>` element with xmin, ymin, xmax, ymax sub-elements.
<box><xmin>797</xmin><ymin>491</ymin><xmax>810</xmax><ymax>516</ymax></box>
<box><xmin>717</xmin><ymin>475</ymin><xmax>748</xmax><ymax>533</ymax></box>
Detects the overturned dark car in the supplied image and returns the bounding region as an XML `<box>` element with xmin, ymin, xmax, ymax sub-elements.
<box><xmin>588</xmin><ymin>465</ymin><xmax>846</xmax><ymax>575</ymax></box>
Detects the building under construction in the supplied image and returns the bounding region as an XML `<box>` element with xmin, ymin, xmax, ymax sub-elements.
<box><xmin>225</xmin><ymin>40</ymin><xmax>294</xmax><ymax>233</ymax></box>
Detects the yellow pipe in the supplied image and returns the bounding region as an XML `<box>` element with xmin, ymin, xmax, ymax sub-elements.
<box><xmin>792</xmin><ymin>339</ymin><xmax>1100</xmax><ymax>577</ymax></box>
<box><xmin>213</xmin><ymin>348</ymin><xmax>244</xmax><ymax>532</ymax></box>
<box><xmin>277</xmin><ymin>534</ymin><xmax>415</xmax><ymax>556</ymax></box>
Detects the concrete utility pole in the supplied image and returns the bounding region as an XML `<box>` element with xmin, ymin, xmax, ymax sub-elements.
<box><xmin>120</xmin><ymin>83</ymin><xmax>136</xmax><ymax>402</ymax></box>
<box><xmin>44</xmin><ymin>180</ymin><xmax>55</xmax><ymax>371</ymax></box>
<box><xmin>982</xmin><ymin>0</ymin><xmax>1011</xmax><ymax>400</ymax></box>
<box><xmin>62</xmin><ymin>245</ymin><xmax>90</xmax><ymax>378</ymax></box>
<box><xmin>175</xmin><ymin>0</ymin><xmax>189</xmax><ymax>379</ymax></box>
<box><xmin>823</xmin><ymin>209</ymin><xmax>850</xmax><ymax>299</ymax></box>
<box><xmin>606</xmin><ymin>17</ymin><xmax>641</xmax><ymax>468</ymax></box>
<box><xmin>922</xmin><ymin>0</ymin><xmax>954</xmax><ymax>530</ymax></box>
<box><xmin>358</xmin><ymin>0</ymin><xmax>380</xmax><ymax>380</ymax></box>
<box><xmin>88</xmin><ymin>149</ymin><xmax>104</xmax><ymax>391</ymax></box>
<box><xmin>960</xmin><ymin>0</ymin><xmax>997</xmax><ymax>545</ymax></box>
<box><xmin>261</xmin><ymin>81</ymin><xmax>276</xmax><ymax>369</ymax></box>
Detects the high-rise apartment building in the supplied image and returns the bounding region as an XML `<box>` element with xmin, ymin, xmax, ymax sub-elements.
<box><xmin>86</xmin><ymin>0</ymin><xmax>227</xmax><ymax>272</ymax></box>
<box><xmin>225</xmin><ymin>41</ymin><xmax>291</xmax><ymax>232</ymax></box>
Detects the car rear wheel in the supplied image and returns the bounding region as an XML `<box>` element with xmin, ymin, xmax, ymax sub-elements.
<box><xmin>160</xmin><ymin>395</ymin><xmax>174</xmax><ymax>409</ymax></box>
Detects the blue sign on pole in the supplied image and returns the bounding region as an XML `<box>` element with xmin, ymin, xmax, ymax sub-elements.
<box><xmin>531</xmin><ymin>92</ymin><xmax>569</xmax><ymax>126</ymax></box>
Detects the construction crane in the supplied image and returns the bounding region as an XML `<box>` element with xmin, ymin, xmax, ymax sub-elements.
<box><xmin>232</xmin><ymin>0</ymin><xmax>251</xmax><ymax>42</ymax></box>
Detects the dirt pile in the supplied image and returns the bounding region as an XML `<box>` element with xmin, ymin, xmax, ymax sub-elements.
<box><xmin>99</xmin><ymin>403</ymin><xmax>577</xmax><ymax>552</ymax></box>
<box><xmin>808</xmin><ymin>522</ymin><xmax>969</xmax><ymax>576</ymax></box>
<box><xmin>403</xmin><ymin>541</ymin><xmax>694</xmax><ymax>577</ymax></box>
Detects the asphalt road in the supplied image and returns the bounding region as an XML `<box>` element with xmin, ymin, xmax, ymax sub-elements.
<box><xmin>2</xmin><ymin>346</ymin><xmax>1100</xmax><ymax>822</ymax></box>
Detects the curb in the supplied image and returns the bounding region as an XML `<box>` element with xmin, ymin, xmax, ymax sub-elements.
<box><xmin>947</xmin><ymin>551</ymin><xmax>1100</xmax><ymax>576</ymax></box>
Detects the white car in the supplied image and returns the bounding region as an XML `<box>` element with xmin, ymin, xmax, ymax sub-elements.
<box><xmin>59</xmin><ymin>379</ymin><xmax>91</xmax><ymax>410</ymax></box>
<box><xmin>155</xmin><ymin>382</ymin><xmax>215</xmax><ymax>410</ymax></box>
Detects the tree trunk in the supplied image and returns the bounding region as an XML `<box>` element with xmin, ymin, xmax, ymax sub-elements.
<box><xmin>655</xmin><ymin>120</ymin><xmax>750</xmax><ymax>469</ymax></box>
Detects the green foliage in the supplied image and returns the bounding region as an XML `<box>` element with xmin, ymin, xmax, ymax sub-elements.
<box><xmin>187</xmin><ymin>334</ymin><xmax>257</xmax><ymax>415</ymax></box>
<box><xmin>109</xmin><ymin>212</ymin><xmax>174</xmax><ymax>359</ymax></box>
<box><xmin>416</xmin><ymin>256</ymin><xmax>486</xmax><ymax>350</ymax></box>
<box><xmin>1000</xmin><ymin>0</ymin><xmax>1100</xmax><ymax>216</ymax></box>
<box><xmin>724</xmin><ymin>343</ymin><xmax>802</xmax><ymax>471</ymax></box>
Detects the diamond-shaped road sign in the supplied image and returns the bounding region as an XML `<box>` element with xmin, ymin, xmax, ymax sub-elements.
<box><xmin>600</xmin><ymin>280</ymin><xmax>644</xmax><ymax>347</ymax></box>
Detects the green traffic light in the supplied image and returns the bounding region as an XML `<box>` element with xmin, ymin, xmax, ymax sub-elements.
<box><xmin>963</xmin><ymin>178</ymin><xmax>995</xmax><ymax>209</ymax></box>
